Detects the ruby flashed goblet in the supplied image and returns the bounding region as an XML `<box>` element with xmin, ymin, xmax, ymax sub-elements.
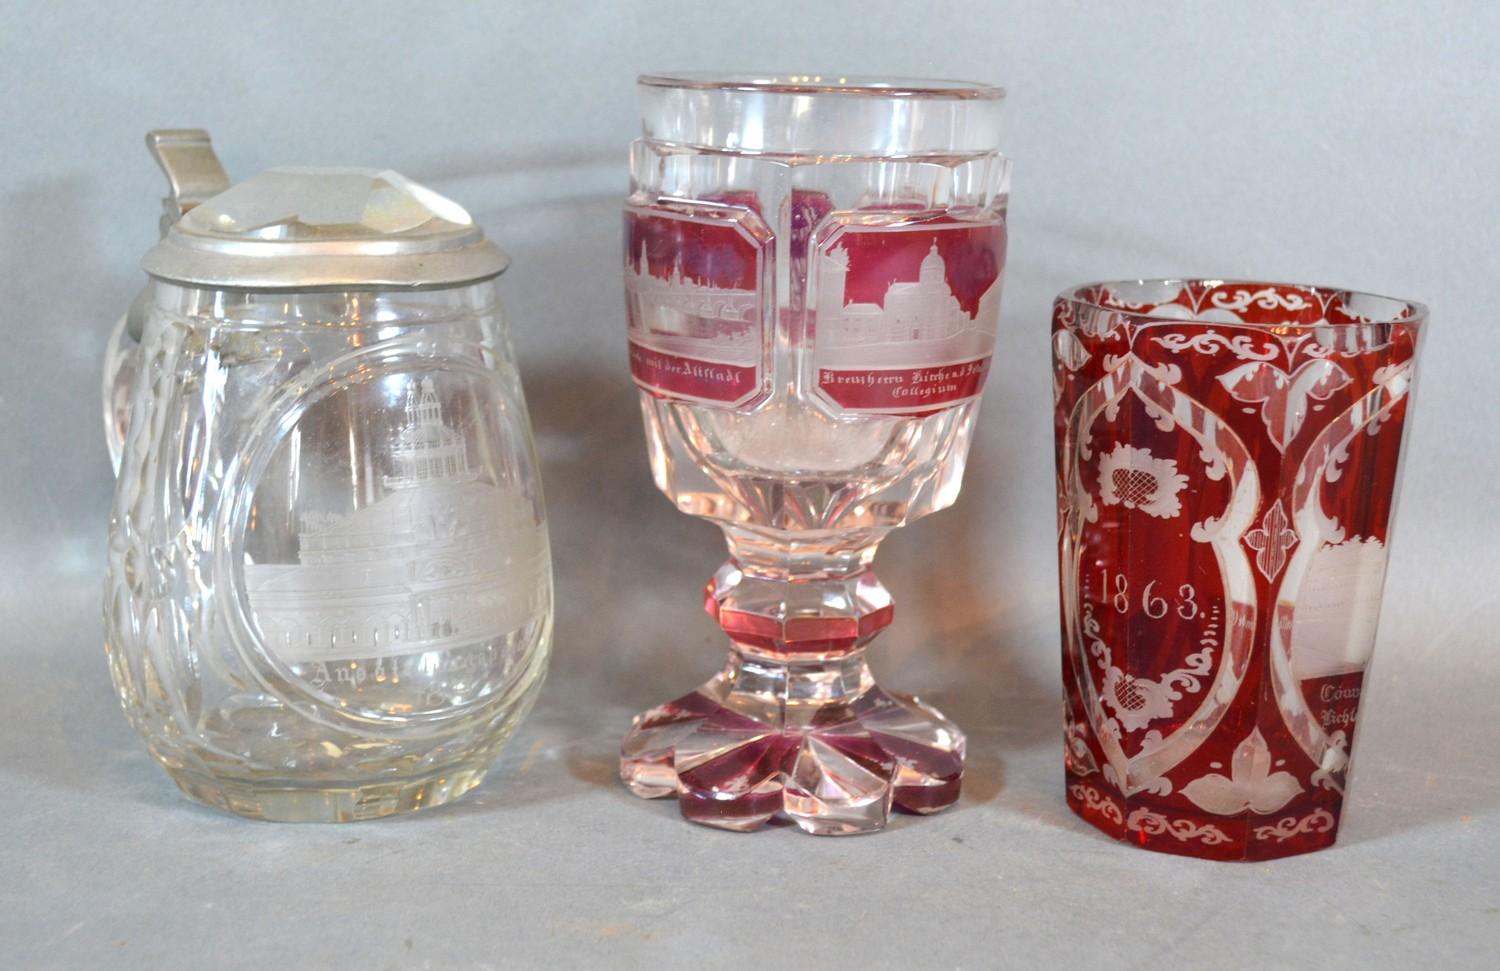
<box><xmin>618</xmin><ymin>73</ymin><xmax>1009</xmax><ymax>834</ymax></box>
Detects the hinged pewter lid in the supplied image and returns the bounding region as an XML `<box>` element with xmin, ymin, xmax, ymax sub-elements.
<box><xmin>141</xmin><ymin>129</ymin><xmax>509</xmax><ymax>290</ymax></box>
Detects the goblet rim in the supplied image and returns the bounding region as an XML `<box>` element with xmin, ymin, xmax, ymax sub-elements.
<box><xmin>638</xmin><ymin>71</ymin><xmax>1005</xmax><ymax>101</ymax></box>
<box><xmin>1057</xmin><ymin>278</ymin><xmax>1429</xmax><ymax>331</ymax></box>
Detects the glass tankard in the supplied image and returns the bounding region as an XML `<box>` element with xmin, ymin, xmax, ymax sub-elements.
<box><xmin>104</xmin><ymin>131</ymin><xmax>552</xmax><ymax>821</ymax></box>
<box><xmin>619</xmin><ymin>75</ymin><xmax>1010</xmax><ymax>834</ymax></box>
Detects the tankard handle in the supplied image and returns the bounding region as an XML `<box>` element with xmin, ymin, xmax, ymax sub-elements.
<box><xmin>101</xmin><ymin>295</ymin><xmax>146</xmax><ymax>473</ymax></box>
<box><xmin>104</xmin><ymin>130</ymin><xmax>229</xmax><ymax>474</ymax></box>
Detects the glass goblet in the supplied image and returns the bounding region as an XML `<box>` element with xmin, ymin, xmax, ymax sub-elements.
<box><xmin>619</xmin><ymin>73</ymin><xmax>1010</xmax><ymax>834</ymax></box>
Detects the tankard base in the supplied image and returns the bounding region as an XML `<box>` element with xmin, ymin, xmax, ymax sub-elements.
<box><xmin>164</xmin><ymin>762</ymin><xmax>490</xmax><ymax>823</ymax></box>
<box><xmin>620</xmin><ymin>652</ymin><xmax>965</xmax><ymax>836</ymax></box>
<box><xmin>1064</xmin><ymin>772</ymin><xmax>1346</xmax><ymax>860</ymax></box>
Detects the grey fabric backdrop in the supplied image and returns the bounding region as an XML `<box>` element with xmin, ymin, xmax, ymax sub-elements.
<box><xmin>2</xmin><ymin>1</ymin><xmax>1497</xmax><ymax>967</ymax></box>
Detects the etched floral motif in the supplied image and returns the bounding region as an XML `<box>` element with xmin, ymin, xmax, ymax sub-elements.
<box><xmin>1181</xmin><ymin>729</ymin><xmax>1303</xmax><ymax>816</ymax></box>
<box><xmin>1253</xmin><ymin>808</ymin><xmax>1337</xmax><ymax>843</ymax></box>
<box><xmin>1126</xmin><ymin>808</ymin><xmax>1233</xmax><ymax>845</ymax></box>
<box><xmin>1097</xmin><ymin>443</ymin><xmax>1189</xmax><ymax>519</ymax></box>
<box><xmin>1218</xmin><ymin>359</ymin><xmax>1352</xmax><ymax>451</ymax></box>
<box><xmin>1245</xmin><ymin>498</ymin><xmax>1298</xmax><ymax>582</ymax></box>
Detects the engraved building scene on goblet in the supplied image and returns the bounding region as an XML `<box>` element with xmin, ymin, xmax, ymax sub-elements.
<box><xmin>811</xmin><ymin>221</ymin><xmax>1004</xmax><ymax>413</ymax></box>
<box><xmin>625</xmin><ymin>241</ymin><xmax>757</xmax><ymax>348</ymax></box>
<box><xmin>816</xmin><ymin>233</ymin><xmax>1000</xmax><ymax>356</ymax></box>
<box><xmin>623</xmin><ymin>205</ymin><xmax>766</xmax><ymax>407</ymax></box>
<box><xmin>616</xmin><ymin>74</ymin><xmax>1010</xmax><ymax>836</ymax></box>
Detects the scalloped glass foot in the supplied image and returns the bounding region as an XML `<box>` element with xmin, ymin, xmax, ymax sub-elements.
<box><xmin>621</xmin><ymin>657</ymin><xmax>965</xmax><ymax>835</ymax></box>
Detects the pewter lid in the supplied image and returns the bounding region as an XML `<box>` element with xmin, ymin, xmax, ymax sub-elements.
<box><xmin>140</xmin><ymin>130</ymin><xmax>508</xmax><ymax>290</ymax></box>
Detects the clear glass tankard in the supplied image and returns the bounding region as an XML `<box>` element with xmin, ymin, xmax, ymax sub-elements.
<box><xmin>103</xmin><ymin>131</ymin><xmax>552</xmax><ymax>821</ymax></box>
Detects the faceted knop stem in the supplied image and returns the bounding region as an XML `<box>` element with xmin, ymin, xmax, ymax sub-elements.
<box><xmin>619</xmin><ymin>538</ymin><xmax>966</xmax><ymax>835</ymax></box>
<box><xmin>706</xmin><ymin>558</ymin><xmax>894</xmax><ymax>661</ymax></box>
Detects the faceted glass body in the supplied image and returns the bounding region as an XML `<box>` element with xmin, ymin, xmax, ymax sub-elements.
<box><xmin>105</xmin><ymin>281</ymin><xmax>552</xmax><ymax>821</ymax></box>
<box><xmin>619</xmin><ymin>74</ymin><xmax>1009</xmax><ymax>834</ymax></box>
<box><xmin>1052</xmin><ymin>280</ymin><xmax>1425</xmax><ymax>858</ymax></box>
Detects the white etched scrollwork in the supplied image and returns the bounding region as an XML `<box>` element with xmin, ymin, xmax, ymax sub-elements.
<box><xmin>1209</xmin><ymin>286</ymin><xmax>1317</xmax><ymax>315</ymax></box>
<box><xmin>1152</xmin><ymin>330</ymin><xmax>1278</xmax><ymax>362</ymax></box>
<box><xmin>1126</xmin><ymin>808</ymin><xmax>1233</xmax><ymax>845</ymax></box>
<box><xmin>1068</xmin><ymin>784</ymin><xmax>1124</xmax><ymax>825</ymax></box>
<box><xmin>1100</xmin><ymin>288</ymin><xmax>1151</xmax><ymax>312</ymax></box>
<box><xmin>1083</xmin><ymin>602</ymin><xmax>1215</xmax><ymax>734</ymax></box>
<box><xmin>1253</xmin><ymin>808</ymin><xmax>1337</xmax><ymax>843</ymax></box>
